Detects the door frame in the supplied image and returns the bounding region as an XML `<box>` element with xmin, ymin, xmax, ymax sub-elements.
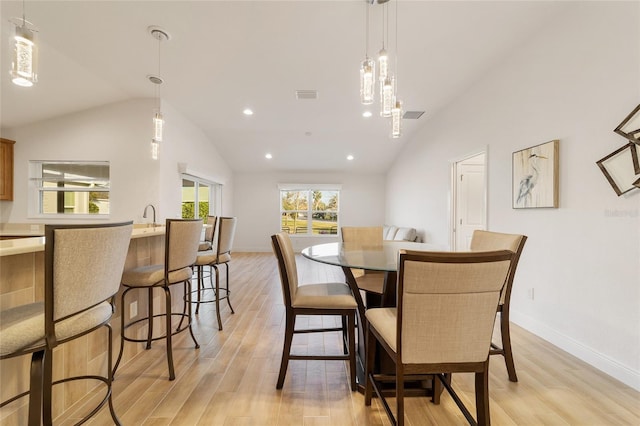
<box><xmin>449</xmin><ymin>147</ymin><xmax>488</xmax><ymax>250</ymax></box>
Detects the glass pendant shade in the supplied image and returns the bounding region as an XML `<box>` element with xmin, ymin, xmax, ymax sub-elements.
<box><xmin>360</xmin><ymin>58</ymin><xmax>375</xmax><ymax>105</ymax></box>
<box><xmin>391</xmin><ymin>99</ymin><xmax>403</xmax><ymax>138</ymax></box>
<box><xmin>381</xmin><ymin>75</ymin><xmax>394</xmax><ymax>117</ymax></box>
<box><xmin>378</xmin><ymin>48</ymin><xmax>388</xmax><ymax>82</ymax></box>
<box><xmin>151</xmin><ymin>140</ymin><xmax>159</xmax><ymax>160</ymax></box>
<box><xmin>153</xmin><ymin>111</ymin><xmax>164</xmax><ymax>142</ymax></box>
<box><xmin>11</xmin><ymin>24</ymin><xmax>37</xmax><ymax>87</ymax></box>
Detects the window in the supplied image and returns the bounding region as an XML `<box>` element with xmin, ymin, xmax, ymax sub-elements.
<box><xmin>279</xmin><ymin>185</ymin><xmax>340</xmax><ymax>236</ymax></box>
<box><xmin>29</xmin><ymin>161</ymin><xmax>110</xmax><ymax>217</ymax></box>
<box><xmin>181</xmin><ymin>175</ymin><xmax>220</xmax><ymax>219</ymax></box>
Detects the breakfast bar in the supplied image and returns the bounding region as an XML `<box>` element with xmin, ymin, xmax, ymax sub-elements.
<box><xmin>0</xmin><ymin>224</ymin><xmax>169</xmax><ymax>422</ymax></box>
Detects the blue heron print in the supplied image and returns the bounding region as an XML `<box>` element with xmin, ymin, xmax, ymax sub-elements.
<box><xmin>513</xmin><ymin>140</ymin><xmax>558</xmax><ymax>208</ymax></box>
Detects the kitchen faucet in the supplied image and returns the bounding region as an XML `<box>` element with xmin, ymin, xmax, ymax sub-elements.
<box><xmin>143</xmin><ymin>204</ymin><xmax>157</xmax><ymax>225</ymax></box>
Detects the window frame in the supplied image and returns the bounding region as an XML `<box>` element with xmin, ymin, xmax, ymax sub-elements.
<box><xmin>278</xmin><ymin>184</ymin><xmax>341</xmax><ymax>237</ymax></box>
<box><xmin>28</xmin><ymin>160</ymin><xmax>111</xmax><ymax>219</ymax></box>
<box><xmin>181</xmin><ymin>174</ymin><xmax>222</xmax><ymax>219</ymax></box>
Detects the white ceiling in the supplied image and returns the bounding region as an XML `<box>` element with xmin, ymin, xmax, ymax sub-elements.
<box><xmin>0</xmin><ymin>1</ymin><xmax>568</xmax><ymax>173</ymax></box>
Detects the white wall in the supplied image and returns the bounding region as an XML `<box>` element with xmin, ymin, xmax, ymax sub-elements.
<box><xmin>386</xmin><ymin>2</ymin><xmax>640</xmax><ymax>389</ymax></box>
<box><xmin>0</xmin><ymin>98</ymin><xmax>233</xmax><ymax>224</ymax></box>
<box><xmin>233</xmin><ymin>172</ymin><xmax>386</xmax><ymax>252</ymax></box>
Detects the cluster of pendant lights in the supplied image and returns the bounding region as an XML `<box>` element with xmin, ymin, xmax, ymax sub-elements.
<box><xmin>360</xmin><ymin>0</ymin><xmax>402</xmax><ymax>138</ymax></box>
<box><xmin>10</xmin><ymin>0</ymin><xmax>37</xmax><ymax>87</ymax></box>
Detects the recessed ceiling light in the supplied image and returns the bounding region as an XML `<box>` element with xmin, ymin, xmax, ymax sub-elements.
<box><xmin>243</xmin><ymin>108</ymin><xmax>254</xmax><ymax>116</ymax></box>
<box><xmin>347</xmin><ymin>155</ymin><xmax>354</xmax><ymax>161</ymax></box>
<box><xmin>265</xmin><ymin>153</ymin><xmax>273</xmax><ymax>159</ymax></box>
<box><xmin>362</xmin><ymin>111</ymin><xmax>372</xmax><ymax>118</ymax></box>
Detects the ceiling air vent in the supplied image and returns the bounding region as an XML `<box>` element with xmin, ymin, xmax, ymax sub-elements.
<box><xmin>403</xmin><ymin>110</ymin><xmax>425</xmax><ymax>120</ymax></box>
<box><xmin>295</xmin><ymin>90</ymin><xmax>318</xmax><ymax>100</ymax></box>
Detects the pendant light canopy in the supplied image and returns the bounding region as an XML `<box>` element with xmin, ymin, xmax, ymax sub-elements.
<box><xmin>10</xmin><ymin>2</ymin><xmax>38</xmax><ymax>87</ymax></box>
<box><xmin>148</xmin><ymin>26</ymin><xmax>170</xmax><ymax>160</ymax></box>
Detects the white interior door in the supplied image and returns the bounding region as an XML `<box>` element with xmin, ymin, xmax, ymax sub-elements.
<box><xmin>453</xmin><ymin>153</ymin><xmax>486</xmax><ymax>250</ymax></box>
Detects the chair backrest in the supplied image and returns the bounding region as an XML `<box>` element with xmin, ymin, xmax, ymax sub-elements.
<box><xmin>44</xmin><ymin>221</ymin><xmax>133</xmax><ymax>327</ymax></box>
<box><xmin>397</xmin><ymin>250</ymin><xmax>513</xmax><ymax>365</ymax></box>
<box><xmin>469</xmin><ymin>230</ymin><xmax>527</xmax><ymax>305</ymax></box>
<box><xmin>204</xmin><ymin>215</ymin><xmax>218</xmax><ymax>243</ymax></box>
<box><xmin>341</xmin><ymin>226</ymin><xmax>383</xmax><ymax>247</ymax></box>
<box><xmin>216</xmin><ymin>217</ymin><xmax>237</xmax><ymax>263</ymax></box>
<box><xmin>271</xmin><ymin>233</ymin><xmax>298</xmax><ymax>308</ymax></box>
<box><xmin>165</xmin><ymin>219</ymin><xmax>203</xmax><ymax>272</ymax></box>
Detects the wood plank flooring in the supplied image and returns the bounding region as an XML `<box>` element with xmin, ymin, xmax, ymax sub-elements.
<box><xmin>3</xmin><ymin>252</ymin><xmax>639</xmax><ymax>425</ymax></box>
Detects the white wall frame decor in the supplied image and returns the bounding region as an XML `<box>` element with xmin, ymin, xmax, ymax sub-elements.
<box><xmin>596</xmin><ymin>142</ymin><xmax>640</xmax><ymax>196</ymax></box>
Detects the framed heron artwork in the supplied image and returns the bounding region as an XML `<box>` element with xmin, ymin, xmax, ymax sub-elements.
<box><xmin>513</xmin><ymin>140</ymin><xmax>559</xmax><ymax>209</ymax></box>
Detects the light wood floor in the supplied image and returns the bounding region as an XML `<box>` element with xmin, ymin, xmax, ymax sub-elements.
<box><xmin>12</xmin><ymin>252</ymin><xmax>640</xmax><ymax>425</ymax></box>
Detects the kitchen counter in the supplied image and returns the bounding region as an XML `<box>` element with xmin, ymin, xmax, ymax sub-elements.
<box><xmin>0</xmin><ymin>224</ymin><xmax>166</xmax><ymax>257</ymax></box>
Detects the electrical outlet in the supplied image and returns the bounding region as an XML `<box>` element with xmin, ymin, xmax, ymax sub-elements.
<box><xmin>527</xmin><ymin>288</ymin><xmax>535</xmax><ymax>300</ymax></box>
<box><xmin>129</xmin><ymin>301</ymin><xmax>138</xmax><ymax>318</ymax></box>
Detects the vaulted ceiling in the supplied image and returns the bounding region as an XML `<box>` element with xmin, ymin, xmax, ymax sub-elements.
<box><xmin>0</xmin><ymin>1</ymin><xmax>567</xmax><ymax>173</ymax></box>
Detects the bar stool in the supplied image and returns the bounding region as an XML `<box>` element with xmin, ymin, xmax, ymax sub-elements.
<box><xmin>113</xmin><ymin>218</ymin><xmax>202</xmax><ymax>381</ymax></box>
<box><xmin>198</xmin><ymin>215</ymin><xmax>217</xmax><ymax>252</ymax></box>
<box><xmin>192</xmin><ymin>216</ymin><xmax>237</xmax><ymax>330</ymax></box>
<box><xmin>0</xmin><ymin>222</ymin><xmax>132</xmax><ymax>425</ymax></box>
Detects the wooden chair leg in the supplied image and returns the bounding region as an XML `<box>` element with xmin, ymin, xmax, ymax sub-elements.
<box><xmin>364</xmin><ymin>325</ymin><xmax>376</xmax><ymax>405</ymax></box>
<box><xmin>348</xmin><ymin>312</ymin><xmax>356</xmax><ymax>391</ymax></box>
<box><xmin>397</xmin><ymin>367</ymin><xmax>405</xmax><ymax>426</ymax></box>
<box><xmin>276</xmin><ymin>313</ymin><xmax>295</xmax><ymax>389</ymax></box>
<box><xmin>164</xmin><ymin>286</ymin><xmax>176</xmax><ymax>380</ymax></box>
<box><xmin>475</xmin><ymin>363</ymin><xmax>490</xmax><ymax>426</ymax></box>
<box><xmin>42</xmin><ymin>348</ymin><xmax>53</xmax><ymax>425</ymax></box>
<box><xmin>341</xmin><ymin>315</ymin><xmax>348</xmax><ymax>355</ymax></box>
<box><xmin>28</xmin><ymin>350</ymin><xmax>44</xmax><ymax>426</ymax></box>
<box><xmin>500</xmin><ymin>311</ymin><xmax>518</xmax><ymax>382</ymax></box>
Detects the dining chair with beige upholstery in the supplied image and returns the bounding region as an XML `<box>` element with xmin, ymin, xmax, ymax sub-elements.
<box><xmin>0</xmin><ymin>222</ymin><xmax>132</xmax><ymax>425</ymax></box>
<box><xmin>364</xmin><ymin>249</ymin><xmax>514</xmax><ymax>426</ymax></box>
<box><xmin>470</xmin><ymin>230</ymin><xmax>527</xmax><ymax>382</ymax></box>
<box><xmin>340</xmin><ymin>226</ymin><xmax>385</xmax><ymax>305</ymax></box>
<box><xmin>114</xmin><ymin>218</ymin><xmax>203</xmax><ymax>381</ymax></box>
<box><xmin>271</xmin><ymin>232</ymin><xmax>358</xmax><ymax>391</ymax></box>
<box><xmin>192</xmin><ymin>216</ymin><xmax>237</xmax><ymax>330</ymax></box>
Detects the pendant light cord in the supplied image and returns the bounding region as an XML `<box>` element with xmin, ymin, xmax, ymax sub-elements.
<box><xmin>157</xmin><ymin>33</ymin><xmax>162</xmax><ymax>111</ymax></box>
<box><xmin>395</xmin><ymin>0</ymin><xmax>398</xmax><ymax>92</ymax></box>
<box><xmin>365</xmin><ymin>2</ymin><xmax>369</xmax><ymax>58</ymax></box>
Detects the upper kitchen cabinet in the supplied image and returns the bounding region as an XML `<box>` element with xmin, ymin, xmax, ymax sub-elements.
<box><xmin>0</xmin><ymin>138</ymin><xmax>15</xmax><ymax>201</ymax></box>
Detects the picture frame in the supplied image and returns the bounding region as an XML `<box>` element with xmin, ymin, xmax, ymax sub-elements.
<box><xmin>614</xmin><ymin>104</ymin><xmax>640</xmax><ymax>144</ymax></box>
<box><xmin>512</xmin><ymin>140</ymin><xmax>559</xmax><ymax>209</ymax></box>
<box><xmin>596</xmin><ymin>142</ymin><xmax>640</xmax><ymax>196</ymax></box>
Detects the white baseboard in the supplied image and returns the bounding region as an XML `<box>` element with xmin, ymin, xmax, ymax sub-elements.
<box><xmin>511</xmin><ymin>311</ymin><xmax>640</xmax><ymax>391</ymax></box>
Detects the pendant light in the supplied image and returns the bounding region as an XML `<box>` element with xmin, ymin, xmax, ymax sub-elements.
<box><xmin>377</xmin><ymin>3</ymin><xmax>388</xmax><ymax>83</ymax></box>
<box><xmin>10</xmin><ymin>0</ymin><xmax>37</xmax><ymax>87</ymax></box>
<box><xmin>391</xmin><ymin>0</ymin><xmax>403</xmax><ymax>138</ymax></box>
<box><xmin>360</xmin><ymin>2</ymin><xmax>375</xmax><ymax>104</ymax></box>
<box><xmin>148</xmin><ymin>26</ymin><xmax>170</xmax><ymax>160</ymax></box>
